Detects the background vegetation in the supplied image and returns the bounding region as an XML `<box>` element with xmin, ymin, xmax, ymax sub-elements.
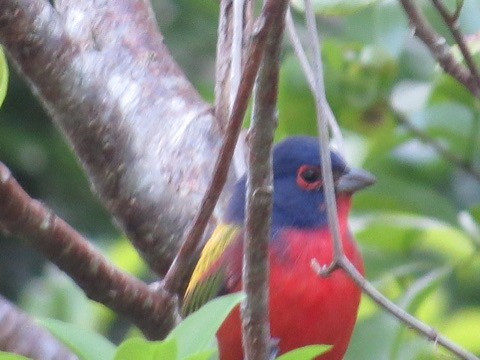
<box><xmin>1</xmin><ymin>0</ymin><xmax>480</xmax><ymax>359</ymax></box>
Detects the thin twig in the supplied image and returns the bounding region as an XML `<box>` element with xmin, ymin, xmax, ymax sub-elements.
<box><xmin>311</xmin><ymin>259</ymin><xmax>479</xmax><ymax>360</ymax></box>
<box><xmin>285</xmin><ymin>9</ymin><xmax>315</xmax><ymax>90</ymax></box>
<box><xmin>242</xmin><ymin>1</ymin><xmax>288</xmax><ymax>358</ymax></box>
<box><xmin>213</xmin><ymin>0</ymin><xmax>247</xmax><ymax>178</ymax></box>
<box><xmin>399</xmin><ymin>0</ymin><xmax>480</xmax><ymax>98</ymax></box>
<box><xmin>0</xmin><ymin>162</ymin><xmax>179</xmax><ymax>340</ymax></box>
<box><xmin>302</xmin><ymin>0</ymin><xmax>480</xmax><ymax>358</ymax></box>
<box><xmin>163</xmin><ymin>0</ymin><xmax>293</xmax><ymax>297</ymax></box>
<box><xmin>243</xmin><ymin>0</ymin><xmax>256</xmax><ymax>60</ymax></box>
<box><xmin>231</xmin><ymin>0</ymin><xmax>246</xmax><ymax>112</ymax></box>
<box><xmin>396</xmin><ymin>113</ymin><xmax>480</xmax><ymax>182</ymax></box>
<box><xmin>303</xmin><ymin>0</ymin><xmax>345</xmax><ymax>262</ymax></box>
<box><xmin>431</xmin><ymin>0</ymin><xmax>480</xmax><ymax>89</ymax></box>
<box><xmin>232</xmin><ymin>0</ymin><xmax>249</xmax><ymax>178</ymax></box>
<box><xmin>214</xmin><ymin>0</ymin><xmax>234</xmax><ymax>132</ymax></box>
<box><xmin>285</xmin><ymin>7</ymin><xmax>344</xmax><ymax>154</ymax></box>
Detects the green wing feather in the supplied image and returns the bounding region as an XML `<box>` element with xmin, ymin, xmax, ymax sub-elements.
<box><xmin>182</xmin><ymin>224</ymin><xmax>241</xmax><ymax>316</ymax></box>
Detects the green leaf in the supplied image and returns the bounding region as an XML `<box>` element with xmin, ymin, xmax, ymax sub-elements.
<box><xmin>389</xmin><ymin>267</ymin><xmax>451</xmax><ymax>359</ymax></box>
<box><xmin>114</xmin><ymin>337</ymin><xmax>177</xmax><ymax>360</ymax></box>
<box><xmin>278</xmin><ymin>55</ymin><xmax>316</xmax><ymax>139</ymax></box>
<box><xmin>345</xmin><ymin>311</ymin><xmax>400</xmax><ymax>360</ymax></box>
<box><xmin>107</xmin><ymin>237</ymin><xmax>147</xmax><ymax>276</ymax></box>
<box><xmin>291</xmin><ymin>0</ymin><xmax>380</xmax><ymax>16</ymax></box>
<box><xmin>39</xmin><ymin>318</ymin><xmax>116</xmax><ymax>360</ymax></box>
<box><xmin>468</xmin><ymin>203</ymin><xmax>480</xmax><ymax>224</ymax></box>
<box><xmin>276</xmin><ymin>345</ymin><xmax>332</xmax><ymax>360</ymax></box>
<box><xmin>0</xmin><ymin>353</ymin><xmax>30</xmax><ymax>360</ymax></box>
<box><xmin>168</xmin><ymin>292</ymin><xmax>245</xmax><ymax>359</ymax></box>
<box><xmin>356</xmin><ymin>212</ymin><xmax>474</xmax><ymax>261</ymax></box>
<box><xmin>355</xmin><ymin>170</ymin><xmax>459</xmax><ymax>223</ymax></box>
<box><xmin>343</xmin><ymin>2</ymin><xmax>408</xmax><ymax>57</ymax></box>
<box><xmin>0</xmin><ymin>47</ymin><xmax>8</xmax><ymax>108</ymax></box>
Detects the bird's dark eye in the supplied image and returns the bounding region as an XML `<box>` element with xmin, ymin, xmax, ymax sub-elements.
<box><xmin>296</xmin><ymin>165</ymin><xmax>322</xmax><ymax>191</ymax></box>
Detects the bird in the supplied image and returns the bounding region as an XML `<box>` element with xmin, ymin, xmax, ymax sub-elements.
<box><xmin>182</xmin><ymin>136</ymin><xmax>375</xmax><ymax>360</ymax></box>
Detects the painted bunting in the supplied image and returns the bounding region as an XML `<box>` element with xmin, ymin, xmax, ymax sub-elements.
<box><xmin>183</xmin><ymin>136</ymin><xmax>375</xmax><ymax>360</ymax></box>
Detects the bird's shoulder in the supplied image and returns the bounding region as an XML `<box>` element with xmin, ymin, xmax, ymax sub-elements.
<box><xmin>182</xmin><ymin>223</ymin><xmax>243</xmax><ymax>316</ymax></box>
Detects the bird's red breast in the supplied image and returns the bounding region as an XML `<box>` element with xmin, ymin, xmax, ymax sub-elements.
<box><xmin>217</xmin><ymin>196</ymin><xmax>364</xmax><ymax>360</ymax></box>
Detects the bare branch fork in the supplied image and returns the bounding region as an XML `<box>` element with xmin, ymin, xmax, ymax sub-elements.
<box><xmin>295</xmin><ymin>1</ymin><xmax>480</xmax><ymax>359</ymax></box>
<box><xmin>399</xmin><ymin>0</ymin><xmax>480</xmax><ymax>98</ymax></box>
<box><xmin>431</xmin><ymin>0</ymin><xmax>480</xmax><ymax>89</ymax></box>
<box><xmin>395</xmin><ymin>0</ymin><xmax>480</xmax><ymax>183</ymax></box>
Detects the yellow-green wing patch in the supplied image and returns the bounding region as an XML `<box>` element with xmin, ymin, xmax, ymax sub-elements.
<box><xmin>0</xmin><ymin>47</ymin><xmax>9</xmax><ymax>108</ymax></box>
<box><xmin>182</xmin><ymin>224</ymin><xmax>241</xmax><ymax>316</ymax></box>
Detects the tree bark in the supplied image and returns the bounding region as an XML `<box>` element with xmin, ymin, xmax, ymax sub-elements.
<box><xmin>0</xmin><ymin>0</ymin><xmax>229</xmax><ymax>276</ymax></box>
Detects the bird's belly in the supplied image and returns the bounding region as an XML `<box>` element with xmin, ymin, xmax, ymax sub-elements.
<box><xmin>268</xmin><ymin>261</ymin><xmax>361</xmax><ymax>359</ymax></box>
<box><xmin>217</xmin><ymin>230</ymin><xmax>363</xmax><ymax>360</ymax></box>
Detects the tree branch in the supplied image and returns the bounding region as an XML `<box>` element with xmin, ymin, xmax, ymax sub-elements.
<box><xmin>215</xmin><ymin>0</ymin><xmax>234</xmax><ymax>132</ymax></box>
<box><xmin>299</xmin><ymin>1</ymin><xmax>479</xmax><ymax>359</ymax></box>
<box><xmin>285</xmin><ymin>7</ymin><xmax>344</xmax><ymax>153</ymax></box>
<box><xmin>303</xmin><ymin>0</ymin><xmax>345</xmax><ymax>263</ymax></box>
<box><xmin>312</xmin><ymin>259</ymin><xmax>479</xmax><ymax>360</ymax></box>
<box><xmin>431</xmin><ymin>0</ymin><xmax>480</xmax><ymax>89</ymax></box>
<box><xmin>214</xmin><ymin>0</ymin><xmax>250</xmax><ymax>179</ymax></box>
<box><xmin>399</xmin><ymin>0</ymin><xmax>480</xmax><ymax>98</ymax></box>
<box><xmin>241</xmin><ymin>2</ymin><xmax>288</xmax><ymax>359</ymax></box>
<box><xmin>0</xmin><ymin>162</ymin><xmax>179</xmax><ymax>340</ymax></box>
<box><xmin>163</xmin><ymin>0</ymin><xmax>292</xmax><ymax>297</ymax></box>
<box><xmin>0</xmin><ymin>0</ymin><xmax>225</xmax><ymax>276</ymax></box>
<box><xmin>0</xmin><ymin>295</ymin><xmax>79</xmax><ymax>360</ymax></box>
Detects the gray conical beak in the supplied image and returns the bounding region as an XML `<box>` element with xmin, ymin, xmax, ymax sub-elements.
<box><xmin>336</xmin><ymin>167</ymin><xmax>376</xmax><ymax>194</ymax></box>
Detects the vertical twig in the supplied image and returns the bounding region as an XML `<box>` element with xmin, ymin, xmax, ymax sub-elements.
<box><xmin>300</xmin><ymin>1</ymin><xmax>480</xmax><ymax>358</ymax></box>
<box><xmin>242</xmin><ymin>1</ymin><xmax>288</xmax><ymax>358</ymax></box>
<box><xmin>285</xmin><ymin>7</ymin><xmax>344</xmax><ymax>154</ymax></box>
<box><xmin>215</xmin><ymin>0</ymin><xmax>234</xmax><ymax>131</ymax></box>
<box><xmin>231</xmin><ymin>0</ymin><xmax>246</xmax><ymax>111</ymax></box>
<box><xmin>303</xmin><ymin>0</ymin><xmax>345</xmax><ymax>262</ymax></box>
<box><xmin>164</xmin><ymin>0</ymin><xmax>293</xmax><ymax>297</ymax></box>
<box><xmin>243</xmin><ymin>0</ymin><xmax>256</xmax><ymax>58</ymax></box>
<box><xmin>286</xmin><ymin>9</ymin><xmax>315</xmax><ymax>88</ymax></box>
<box><xmin>232</xmin><ymin>0</ymin><xmax>249</xmax><ymax>178</ymax></box>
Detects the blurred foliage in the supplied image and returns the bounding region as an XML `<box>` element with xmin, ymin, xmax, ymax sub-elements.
<box><xmin>4</xmin><ymin>293</ymin><xmax>329</xmax><ymax>360</ymax></box>
<box><xmin>291</xmin><ymin>0</ymin><xmax>382</xmax><ymax>16</ymax></box>
<box><xmin>0</xmin><ymin>0</ymin><xmax>479</xmax><ymax>359</ymax></box>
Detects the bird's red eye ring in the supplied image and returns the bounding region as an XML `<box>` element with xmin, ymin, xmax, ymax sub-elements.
<box><xmin>296</xmin><ymin>165</ymin><xmax>322</xmax><ymax>190</ymax></box>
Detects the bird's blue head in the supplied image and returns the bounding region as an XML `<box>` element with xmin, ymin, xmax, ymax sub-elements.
<box><xmin>224</xmin><ymin>136</ymin><xmax>375</xmax><ymax>229</ymax></box>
